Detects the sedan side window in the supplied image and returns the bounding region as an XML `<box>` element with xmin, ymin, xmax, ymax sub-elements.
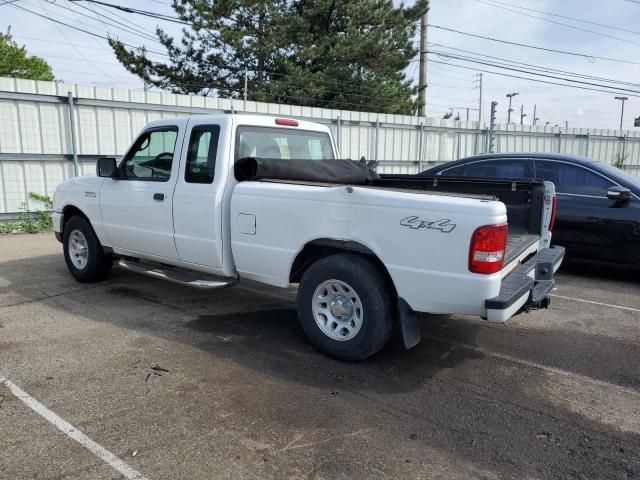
<box><xmin>535</xmin><ymin>161</ymin><xmax>614</xmax><ymax>197</ymax></box>
<box><xmin>123</xmin><ymin>128</ymin><xmax>178</xmax><ymax>181</ymax></box>
<box><xmin>463</xmin><ymin>159</ymin><xmax>533</xmax><ymax>178</ymax></box>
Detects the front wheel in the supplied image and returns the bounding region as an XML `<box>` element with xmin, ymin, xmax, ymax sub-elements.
<box><xmin>63</xmin><ymin>215</ymin><xmax>112</xmax><ymax>283</ymax></box>
<box><xmin>297</xmin><ymin>254</ymin><xmax>395</xmax><ymax>361</ymax></box>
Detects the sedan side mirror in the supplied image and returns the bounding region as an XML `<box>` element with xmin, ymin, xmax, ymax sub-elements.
<box><xmin>607</xmin><ymin>186</ymin><xmax>631</xmax><ymax>203</ymax></box>
<box><xmin>97</xmin><ymin>157</ymin><xmax>119</xmax><ymax>178</ymax></box>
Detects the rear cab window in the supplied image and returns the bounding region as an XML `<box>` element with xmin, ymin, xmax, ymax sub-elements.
<box><xmin>235</xmin><ymin>126</ymin><xmax>335</xmax><ymax>161</ymax></box>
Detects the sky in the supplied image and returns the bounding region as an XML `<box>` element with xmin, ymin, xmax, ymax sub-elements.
<box><xmin>1</xmin><ymin>0</ymin><xmax>640</xmax><ymax>130</ymax></box>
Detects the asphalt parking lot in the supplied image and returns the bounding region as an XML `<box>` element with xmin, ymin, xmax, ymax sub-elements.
<box><xmin>1</xmin><ymin>233</ymin><xmax>639</xmax><ymax>480</ymax></box>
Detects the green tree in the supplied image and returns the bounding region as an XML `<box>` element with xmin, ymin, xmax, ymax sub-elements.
<box><xmin>109</xmin><ymin>0</ymin><xmax>426</xmax><ymax>114</ymax></box>
<box><xmin>109</xmin><ymin>1</ymin><xmax>288</xmax><ymax>99</ymax></box>
<box><xmin>270</xmin><ymin>0</ymin><xmax>426</xmax><ymax>114</ymax></box>
<box><xmin>0</xmin><ymin>29</ymin><xmax>55</xmax><ymax>81</ymax></box>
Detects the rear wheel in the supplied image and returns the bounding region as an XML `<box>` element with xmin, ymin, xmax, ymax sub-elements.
<box><xmin>63</xmin><ymin>216</ymin><xmax>112</xmax><ymax>283</ymax></box>
<box><xmin>297</xmin><ymin>254</ymin><xmax>395</xmax><ymax>361</ymax></box>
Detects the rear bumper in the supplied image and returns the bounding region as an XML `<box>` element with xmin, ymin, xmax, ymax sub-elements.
<box><xmin>485</xmin><ymin>246</ymin><xmax>565</xmax><ymax>322</ymax></box>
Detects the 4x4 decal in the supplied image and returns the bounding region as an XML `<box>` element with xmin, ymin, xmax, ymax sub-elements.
<box><xmin>400</xmin><ymin>216</ymin><xmax>456</xmax><ymax>233</ymax></box>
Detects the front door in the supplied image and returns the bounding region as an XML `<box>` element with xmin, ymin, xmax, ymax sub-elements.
<box><xmin>100</xmin><ymin>125</ymin><xmax>182</xmax><ymax>260</ymax></box>
<box><xmin>535</xmin><ymin>160</ymin><xmax>618</xmax><ymax>261</ymax></box>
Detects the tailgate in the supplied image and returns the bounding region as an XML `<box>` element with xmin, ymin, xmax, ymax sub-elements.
<box><xmin>486</xmin><ymin>245</ymin><xmax>565</xmax><ymax>322</ymax></box>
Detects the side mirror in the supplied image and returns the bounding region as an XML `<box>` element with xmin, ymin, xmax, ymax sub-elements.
<box><xmin>607</xmin><ymin>186</ymin><xmax>631</xmax><ymax>203</ymax></box>
<box><xmin>97</xmin><ymin>157</ymin><xmax>119</xmax><ymax>178</ymax></box>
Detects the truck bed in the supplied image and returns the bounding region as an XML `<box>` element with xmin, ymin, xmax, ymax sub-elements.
<box><xmin>376</xmin><ymin>174</ymin><xmax>546</xmax><ymax>265</ymax></box>
<box><xmin>505</xmin><ymin>233</ymin><xmax>538</xmax><ymax>265</ymax></box>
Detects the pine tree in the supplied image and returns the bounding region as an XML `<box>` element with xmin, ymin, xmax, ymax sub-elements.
<box><xmin>109</xmin><ymin>0</ymin><xmax>426</xmax><ymax>114</ymax></box>
<box><xmin>109</xmin><ymin>0</ymin><xmax>287</xmax><ymax>98</ymax></box>
<box><xmin>270</xmin><ymin>0</ymin><xmax>426</xmax><ymax>114</ymax></box>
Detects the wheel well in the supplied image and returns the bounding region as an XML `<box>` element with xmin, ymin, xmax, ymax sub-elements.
<box><xmin>289</xmin><ymin>239</ymin><xmax>397</xmax><ymax>295</ymax></box>
<box><xmin>61</xmin><ymin>206</ymin><xmax>91</xmax><ymax>236</ymax></box>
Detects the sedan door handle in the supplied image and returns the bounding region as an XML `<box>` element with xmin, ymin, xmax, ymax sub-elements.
<box><xmin>153</xmin><ymin>193</ymin><xmax>165</xmax><ymax>201</ymax></box>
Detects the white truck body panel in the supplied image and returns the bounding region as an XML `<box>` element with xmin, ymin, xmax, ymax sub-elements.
<box><xmin>230</xmin><ymin>181</ymin><xmax>508</xmax><ymax>315</ymax></box>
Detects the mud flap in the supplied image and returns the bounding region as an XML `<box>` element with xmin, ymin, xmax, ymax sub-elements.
<box><xmin>398</xmin><ymin>298</ymin><xmax>422</xmax><ymax>349</ymax></box>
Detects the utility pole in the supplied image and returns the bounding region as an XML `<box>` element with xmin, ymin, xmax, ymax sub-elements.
<box><xmin>520</xmin><ymin>105</ymin><xmax>527</xmax><ymax>125</ymax></box>
<box><xmin>466</xmin><ymin>108</ymin><xmax>470</xmax><ymax>122</ymax></box>
<box><xmin>532</xmin><ymin>104</ymin><xmax>537</xmax><ymax>125</ymax></box>
<box><xmin>506</xmin><ymin>92</ymin><xmax>519</xmax><ymax>123</ymax></box>
<box><xmin>477</xmin><ymin>73</ymin><xmax>483</xmax><ymax>123</ymax></box>
<box><xmin>565</xmin><ymin>120</ymin><xmax>569</xmax><ymax>130</ymax></box>
<box><xmin>615</xmin><ymin>96</ymin><xmax>628</xmax><ymax>133</ymax></box>
<box><xmin>417</xmin><ymin>2</ymin><xmax>429</xmax><ymax>117</ymax></box>
<box><xmin>139</xmin><ymin>46</ymin><xmax>150</xmax><ymax>92</ymax></box>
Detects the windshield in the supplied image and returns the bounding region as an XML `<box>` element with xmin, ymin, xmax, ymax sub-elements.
<box><xmin>593</xmin><ymin>162</ymin><xmax>640</xmax><ymax>188</ymax></box>
<box><xmin>236</xmin><ymin>126</ymin><xmax>335</xmax><ymax>161</ymax></box>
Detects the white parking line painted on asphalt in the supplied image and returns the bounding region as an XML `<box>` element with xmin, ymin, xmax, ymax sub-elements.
<box><xmin>424</xmin><ymin>336</ymin><xmax>640</xmax><ymax>399</ymax></box>
<box><xmin>551</xmin><ymin>294</ymin><xmax>640</xmax><ymax>314</ymax></box>
<box><xmin>0</xmin><ymin>377</ymin><xmax>148</xmax><ymax>480</ymax></box>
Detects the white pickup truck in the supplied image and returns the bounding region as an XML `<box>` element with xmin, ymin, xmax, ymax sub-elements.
<box><xmin>53</xmin><ymin>114</ymin><xmax>564</xmax><ymax>360</ymax></box>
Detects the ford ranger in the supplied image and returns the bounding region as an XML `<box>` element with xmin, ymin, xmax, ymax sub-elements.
<box><xmin>52</xmin><ymin>115</ymin><xmax>564</xmax><ymax>360</ymax></box>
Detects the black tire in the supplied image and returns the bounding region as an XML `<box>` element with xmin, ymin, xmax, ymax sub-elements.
<box><xmin>297</xmin><ymin>254</ymin><xmax>395</xmax><ymax>361</ymax></box>
<box><xmin>63</xmin><ymin>215</ymin><xmax>113</xmax><ymax>283</ymax></box>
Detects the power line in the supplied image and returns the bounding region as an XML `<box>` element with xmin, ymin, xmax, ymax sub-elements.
<box><xmin>431</xmin><ymin>53</ymin><xmax>640</xmax><ymax>95</ymax></box>
<box><xmin>63</xmin><ymin>0</ymin><xmax>161</xmax><ymax>42</ymax></box>
<box><xmin>10</xmin><ymin>2</ymin><xmax>170</xmax><ymax>57</ymax></box>
<box><xmin>428</xmin><ymin>50</ymin><xmax>640</xmax><ymax>95</ymax></box>
<box><xmin>68</xmin><ymin>0</ymin><xmax>190</xmax><ymax>25</ymax></box>
<box><xmin>38</xmin><ymin>0</ymin><xmax>118</xmax><ymax>81</ymax></box>
<box><xmin>429</xmin><ymin>43</ymin><xmax>640</xmax><ymax>89</ymax></box>
<box><xmin>428</xmin><ymin>59</ymin><xmax>640</xmax><ymax>97</ymax></box>
<box><xmin>475</xmin><ymin>0</ymin><xmax>640</xmax><ymax>47</ymax></box>
<box><xmin>479</xmin><ymin>0</ymin><xmax>640</xmax><ymax>36</ymax></box>
<box><xmin>94</xmin><ymin>4</ymin><xmax>159</xmax><ymax>38</ymax></box>
<box><xmin>428</xmin><ymin>24</ymin><xmax>640</xmax><ymax>67</ymax></box>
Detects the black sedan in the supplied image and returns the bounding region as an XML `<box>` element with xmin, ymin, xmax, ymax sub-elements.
<box><xmin>420</xmin><ymin>153</ymin><xmax>640</xmax><ymax>268</ymax></box>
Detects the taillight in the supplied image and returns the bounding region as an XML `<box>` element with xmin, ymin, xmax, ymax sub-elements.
<box><xmin>548</xmin><ymin>195</ymin><xmax>557</xmax><ymax>232</ymax></box>
<box><xmin>469</xmin><ymin>224</ymin><xmax>508</xmax><ymax>274</ymax></box>
<box><xmin>275</xmin><ymin>118</ymin><xmax>298</xmax><ymax>127</ymax></box>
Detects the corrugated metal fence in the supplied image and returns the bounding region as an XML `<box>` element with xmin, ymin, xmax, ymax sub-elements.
<box><xmin>1</xmin><ymin>76</ymin><xmax>639</xmax><ymax>215</ymax></box>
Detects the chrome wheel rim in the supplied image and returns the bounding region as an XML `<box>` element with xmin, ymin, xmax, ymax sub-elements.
<box><xmin>68</xmin><ymin>230</ymin><xmax>89</xmax><ymax>270</ymax></box>
<box><xmin>312</xmin><ymin>279</ymin><xmax>363</xmax><ymax>341</ymax></box>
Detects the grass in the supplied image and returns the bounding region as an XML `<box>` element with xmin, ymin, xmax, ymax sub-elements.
<box><xmin>0</xmin><ymin>193</ymin><xmax>54</xmax><ymax>234</ymax></box>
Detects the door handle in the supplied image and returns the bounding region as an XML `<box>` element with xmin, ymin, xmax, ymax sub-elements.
<box><xmin>153</xmin><ymin>193</ymin><xmax>165</xmax><ymax>201</ymax></box>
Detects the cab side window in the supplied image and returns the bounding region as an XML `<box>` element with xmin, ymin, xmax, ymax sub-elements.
<box><xmin>123</xmin><ymin>128</ymin><xmax>178</xmax><ymax>181</ymax></box>
<box><xmin>185</xmin><ymin>125</ymin><xmax>220</xmax><ymax>184</ymax></box>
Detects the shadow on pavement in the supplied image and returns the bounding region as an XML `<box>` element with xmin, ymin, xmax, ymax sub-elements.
<box><xmin>2</xmin><ymin>253</ymin><xmax>640</xmax><ymax>479</ymax></box>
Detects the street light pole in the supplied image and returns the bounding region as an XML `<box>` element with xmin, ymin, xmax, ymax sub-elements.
<box><xmin>506</xmin><ymin>92</ymin><xmax>519</xmax><ymax>124</ymax></box>
<box><xmin>520</xmin><ymin>105</ymin><xmax>527</xmax><ymax>125</ymax></box>
<box><xmin>615</xmin><ymin>96</ymin><xmax>628</xmax><ymax>133</ymax></box>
